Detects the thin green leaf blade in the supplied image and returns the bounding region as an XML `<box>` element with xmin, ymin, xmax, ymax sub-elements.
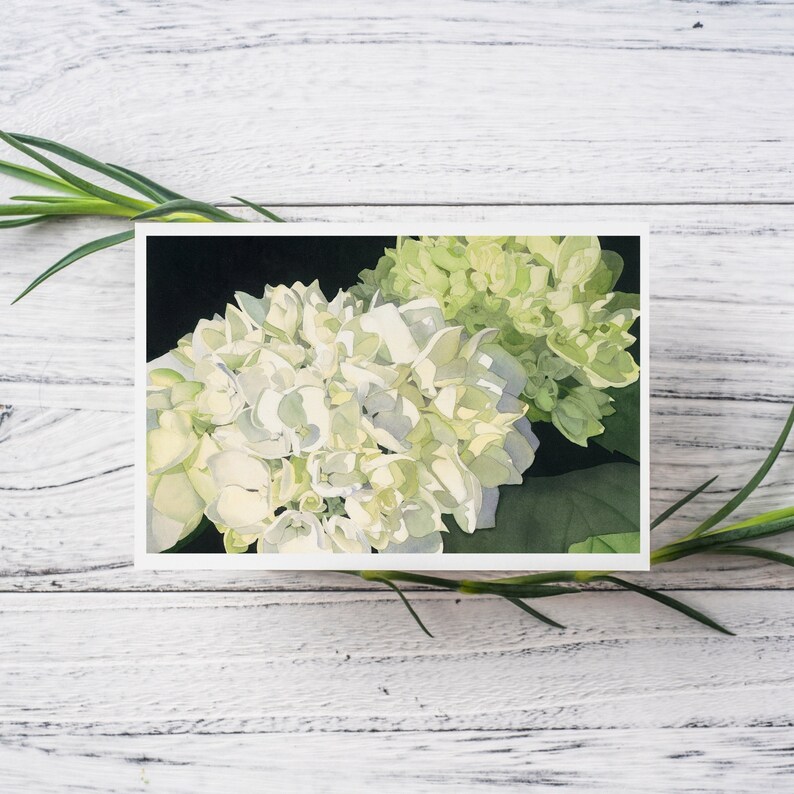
<box><xmin>713</xmin><ymin>545</ymin><xmax>794</xmax><ymax>568</ymax></box>
<box><xmin>692</xmin><ymin>405</ymin><xmax>794</xmax><ymax>536</ymax></box>
<box><xmin>372</xmin><ymin>577</ymin><xmax>433</xmax><ymax>637</ymax></box>
<box><xmin>653</xmin><ymin>514</ymin><xmax>794</xmax><ymax>564</ymax></box>
<box><xmin>231</xmin><ymin>196</ymin><xmax>285</xmax><ymax>223</ymax></box>
<box><xmin>0</xmin><ymin>159</ymin><xmax>89</xmax><ymax>195</ymax></box>
<box><xmin>106</xmin><ymin>163</ymin><xmax>185</xmax><ymax>202</ymax></box>
<box><xmin>651</xmin><ymin>475</ymin><xmax>719</xmax><ymax>530</ymax></box>
<box><xmin>12</xmin><ymin>229</ymin><xmax>134</xmax><ymax>303</ymax></box>
<box><xmin>0</xmin><ymin>201</ymin><xmax>134</xmax><ymax>218</ymax></box>
<box><xmin>0</xmin><ymin>131</ymin><xmax>150</xmax><ymax>212</ymax></box>
<box><xmin>8</xmin><ymin>132</ymin><xmax>172</xmax><ymax>205</ymax></box>
<box><xmin>0</xmin><ymin>215</ymin><xmax>49</xmax><ymax>229</ymax></box>
<box><xmin>132</xmin><ymin>199</ymin><xmax>243</xmax><ymax>223</ymax></box>
<box><xmin>503</xmin><ymin>596</ymin><xmax>566</xmax><ymax>629</ymax></box>
<box><xmin>597</xmin><ymin>575</ymin><xmax>734</xmax><ymax>636</ymax></box>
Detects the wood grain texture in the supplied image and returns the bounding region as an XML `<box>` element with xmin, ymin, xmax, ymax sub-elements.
<box><xmin>3</xmin><ymin>728</ymin><xmax>794</xmax><ymax>793</ymax></box>
<box><xmin>1</xmin><ymin>591</ymin><xmax>792</xmax><ymax>735</ymax></box>
<box><xmin>2</xmin><ymin>1</ymin><xmax>794</xmax><ymax>789</ymax></box>
<box><xmin>1</xmin><ymin>1</ymin><xmax>793</xmax><ymax>205</ymax></box>
<box><xmin>0</xmin><ymin>591</ymin><xmax>793</xmax><ymax>792</ymax></box>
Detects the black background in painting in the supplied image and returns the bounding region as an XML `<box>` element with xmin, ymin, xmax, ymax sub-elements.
<box><xmin>146</xmin><ymin>234</ymin><xmax>640</xmax><ymax>552</ymax></box>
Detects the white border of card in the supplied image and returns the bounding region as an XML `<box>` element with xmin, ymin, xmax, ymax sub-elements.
<box><xmin>135</xmin><ymin>223</ymin><xmax>650</xmax><ymax>571</ymax></box>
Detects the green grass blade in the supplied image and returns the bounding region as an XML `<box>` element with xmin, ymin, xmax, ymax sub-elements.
<box><xmin>0</xmin><ymin>215</ymin><xmax>49</xmax><ymax>229</ymax></box>
<box><xmin>231</xmin><ymin>196</ymin><xmax>285</xmax><ymax>222</ymax></box>
<box><xmin>0</xmin><ymin>159</ymin><xmax>89</xmax><ymax>195</ymax></box>
<box><xmin>0</xmin><ymin>131</ymin><xmax>151</xmax><ymax>212</ymax></box>
<box><xmin>0</xmin><ymin>202</ymin><xmax>134</xmax><ymax>218</ymax></box>
<box><xmin>8</xmin><ymin>132</ymin><xmax>174</xmax><ymax>205</ymax></box>
<box><xmin>372</xmin><ymin>576</ymin><xmax>433</xmax><ymax>637</ymax></box>
<box><xmin>10</xmin><ymin>195</ymin><xmax>90</xmax><ymax>203</ymax></box>
<box><xmin>691</xmin><ymin>405</ymin><xmax>794</xmax><ymax>536</ymax></box>
<box><xmin>503</xmin><ymin>596</ymin><xmax>566</xmax><ymax>628</ymax></box>
<box><xmin>713</xmin><ymin>545</ymin><xmax>794</xmax><ymax>568</ymax></box>
<box><xmin>12</xmin><ymin>229</ymin><xmax>134</xmax><ymax>304</ymax></box>
<box><xmin>458</xmin><ymin>581</ymin><xmax>576</xmax><ymax>598</ymax></box>
<box><xmin>653</xmin><ymin>514</ymin><xmax>794</xmax><ymax>564</ymax></box>
<box><xmin>651</xmin><ymin>475</ymin><xmax>719</xmax><ymax>530</ymax></box>
<box><xmin>106</xmin><ymin>163</ymin><xmax>185</xmax><ymax>202</ymax></box>
<box><xmin>596</xmin><ymin>575</ymin><xmax>734</xmax><ymax>635</ymax></box>
<box><xmin>132</xmin><ymin>199</ymin><xmax>243</xmax><ymax>223</ymax></box>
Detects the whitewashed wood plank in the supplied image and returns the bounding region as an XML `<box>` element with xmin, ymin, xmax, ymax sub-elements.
<box><xmin>0</xmin><ymin>397</ymin><xmax>791</xmax><ymax>591</ymax></box>
<box><xmin>1</xmin><ymin>206</ymin><xmax>792</xmax><ymax>410</ymax></box>
<box><xmin>2</xmin><ymin>727</ymin><xmax>793</xmax><ymax>793</ymax></box>
<box><xmin>0</xmin><ymin>591</ymin><xmax>792</xmax><ymax>735</ymax></box>
<box><xmin>1</xmin><ymin>0</ymin><xmax>793</xmax><ymax>204</ymax></box>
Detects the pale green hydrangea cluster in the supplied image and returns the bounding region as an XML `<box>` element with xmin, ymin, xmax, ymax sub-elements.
<box><xmin>146</xmin><ymin>281</ymin><xmax>539</xmax><ymax>554</ymax></box>
<box><xmin>355</xmin><ymin>236</ymin><xmax>640</xmax><ymax>446</ymax></box>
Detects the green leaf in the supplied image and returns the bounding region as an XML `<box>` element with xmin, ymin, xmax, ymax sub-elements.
<box><xmin>0</xmin><ymin>215</ymin><xmax>49</xmax><ymax>229</ymax></box>
<box><xmin>652</xmin><ymin>513</ymin><xmax>794</xmax><ymax>564</ymax></box>
<box><xmin>0</xmin><ymin>159</ymin><xmax>89</xmax><ymax>195</ymax></box>
<box><xmin>371</xmin><ymin>576</ymin><xmax>433</xmax><ymax>637</ymax></box>
<box><xmin>604</xmin><ymin>291</ymin><xmax>640</xmax><ymax>313</ymax></box>
<box><xmin>0</xmin><ymin>201</ymin><xmax>134</xmax><ymax>218</ymax></box>
<box><xmin>7</xmin><ymin>132</ymin><xmax>172</xmax><ymax>205</ymax></box>
<box><xmin>131</xmin><ymin>199</ymin><xmax>243</xmax><ymax>223</ymax></box>
<box><xmin>651</xmin><ymin>475</ymin><xmax>719</xmax><ymax>530</ymax></box>
<box><xmin>106</xmin><ymin>163</ymin><xmax>185</xmax><ymax>202</ymax></box>
<box><xmin>161</xmin><ymin>516</ymin><xmax>212</xmax><ymax>554</ymax></box>
<box><xmin>502</xmin><ymin>597</ymin><xmax>566</xmax><ymax>629</ymax></box>
<box><xmin>713</xmin><ymin>545</ymin><xmax>794</xmax><ymax>568</ymax></box>
<box><xmin>12</xmin><ymin>229</ymin><xmax>134</xmax><ymax>303</ymax></box>
<box><xmin>568</xmin><ymin>531</ymin><xmax>640</xmax><ymax>554</ymax></box>
<box><xmin>443</xmin><ymin>463</ymin><xmax>640</xmax><ymax>554</ymax></box>
<box><xmin>231</xmin><ymin>196</ymin><xmax>285</xmax><ymax>223</ymax></box>
<box><xmin>593</xmin><ymin>379</ymin><xmax>640</xmax><ymax>461</ymax></box>
<box><xmin>691</xmin><ymin>405</ymin><xmax>794</xmax><ymax>536</ymax></box>
<box><xmin>0</xmin><ymin>131</ymin><xmax>151</xmax><ymax>212</ymax></box>
<box><xmin>595</xmin><ymin>575</ymin><xmax>734</xmax><ymax>636</ymax></box>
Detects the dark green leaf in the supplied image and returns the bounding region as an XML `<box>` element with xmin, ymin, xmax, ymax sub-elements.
<box><xmin>503</xmin><ymin>597</ymin><xmax>566</xmax><ymax>628</ymax></box>
<box><xmin>0</xmin><ymin>201</ymin><xmax>133</xmax><ymax>217</ymax></box>
<box><xmin>231</xmin><ymin>196</ymin><xmax>285</xmax><ymax>223</ymax></box>
<box><xmin>443</xmin><ymin>463</ymin><xmax>640</xmax><ymax>554</ymax></box>
<box><xmin>0</xmin><ymin>215</ymin><xmax>49</xmax><ymax>229</ymax></box>
<box><xmin>651</xmin><ymin>475</ymin><xmax>719</xmax><ymax>530</ymax></box>
<box><xmin>372</xmin><ymin>576</ymin><xmax>433</xmax><ymax>637</ymax></box>
<box><xmin>712</xmin><ymin>545</ymin><xmax>794</xmax><ymax>568</ymax></box>
<box><xmin>160</xmin><ymin>516</ymin><xmax>212</xmax><ymax>554</ymax></box>
<box><xmin>12</xmin><ymin>229</ymin><xmax>134</xmax><ymax>303</ymax></box>
<box><xmin>106</xmin><ymin>163</ymin><xmax>185</xmax><ymax>202</ymax></box>
<box><xmin>132</xmin><ymin>199</ymin><xmax>243</xmax><ymax>223</ymax></box>
<box><xmin>7</xmin><ymin>132</ymin><xmax>172</xmax><ymax>205</ymax></box>
<box><xmin>0</xmin><ymin>131</ymin><xmax>151</xmax><ymax>211</ymax></box>
<box><xmin>568</xmin><ymin>531</ymin><xmax>640</xmax><ymax>554</ymax></box>
<box><xmin>691</xmin><ymin>405</ymin><xmax>794</xmax><ymax>535</ymax></box>
<box><xmin>593</xmin><ymin>379</ymin><xmax>640</xmax><ymax>461</ymax></box>
<box><xmin>596</xmin><ymin>575</ymin><xmax>734</xmax><ymax>636</ymax></box>
<box><xmin>0</xmin><ymin>159</ymin><xmax>89</xmax><ymax>195</ymax></box>
<box><xmin>652</xmin><ymin>514</ymin><xmax>794</xmax><ymax>564</ymax></box>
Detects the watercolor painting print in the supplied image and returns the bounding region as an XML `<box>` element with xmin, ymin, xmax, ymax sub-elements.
<box><xmin>136</xmin><ymin>224</ymin><xmax>649</xmax><ymax>570</ymax></box>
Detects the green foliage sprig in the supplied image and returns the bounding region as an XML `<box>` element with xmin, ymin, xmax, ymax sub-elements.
<box><xmin>343</xmin><ymin>406</ymin><xmax>794</xmax><ymax>636</ymax></box>
<box><xmin>0</xmin><ymin>131</ymin><xmax>282</xmax><ymax>303</ymax></box>
<box><xmin>2</xmin><ymin>133</ymin><xmax>791</xmax><ymax>638</ymax></box>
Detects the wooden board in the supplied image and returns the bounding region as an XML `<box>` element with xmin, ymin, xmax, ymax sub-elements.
<box><xmin>0</xmin><ymin>0</ymin><xmax>792</xmax><ymax>789</ymax></box>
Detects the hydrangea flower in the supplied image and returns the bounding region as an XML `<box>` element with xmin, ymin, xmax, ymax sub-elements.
<box><xmin>355</xmin><ymin>236</ymin><xmax>640</xmax><ymax>446</ymax></box>
<box><xmin>146</xmin><ymin>281</ymin><xmax>539</xmax><ymax>554</ymax></box>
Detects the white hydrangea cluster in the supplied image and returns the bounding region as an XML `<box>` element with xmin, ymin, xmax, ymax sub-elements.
<box><xmin>356</xmin><ymin>236</ymin><xmax>640</xmax><ymax>446</ymax></box>
<box><xmin>146</xmin><ymin>281</ymin><xmax>539</xmax><ymax>555</ymax></box>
